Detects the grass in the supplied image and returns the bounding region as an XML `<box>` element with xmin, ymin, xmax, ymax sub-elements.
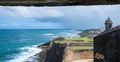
<box><xmin>69</xmin><ymin>46</ymin><xmax>93</xmax><ymax>50</ymax></box>
<box><xmin>54</xmin><ymin>36</ymin><xmax>93</xmax><ymax>44</ymax></box>
<box><xmin>53</xmin><ymin>36</ymin><xmax>93</xmax><ymax>51</ymax></box>
<box><xmin>65</xmin><ymin>37</ymin><xmax>93</xmax><ymax>42</ymax></box>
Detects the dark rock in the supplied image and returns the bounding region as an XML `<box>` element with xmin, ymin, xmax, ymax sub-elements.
<box><xmin>44</xmin><ymin>43</ymin><xmax>67</xmax><ymax>62</ymax></box>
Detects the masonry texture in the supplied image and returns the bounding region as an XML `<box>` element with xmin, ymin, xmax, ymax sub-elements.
<box><xmin>64</xmin><ymin>47</ymin><xmax>93</xmax><ymax>61</ymax></box>
<box><xmin>94</xmin><ymin>27</ymin><xmax>120</xmax><ymax>62</ymax></box>
<box><xmin>44</xmin><ymin>43</ymin><xmax>67</xmax><ymax>62</ymax></box>
<box><xmin>0</xmin><ymin>0</ymin><xmax>120</xmax><ymax>6</ymax></box>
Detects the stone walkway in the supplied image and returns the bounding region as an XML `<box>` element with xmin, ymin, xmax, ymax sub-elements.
<box><xmin>71</xmin><ymin>59</ymin><xmax>93</xmax><ymax>62</ymax></box>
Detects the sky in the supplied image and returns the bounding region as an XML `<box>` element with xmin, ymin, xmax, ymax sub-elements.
<box><xmin>0</xmin><ymin>5</ymin><xmax>120</xmax><ymax>29</ymax></box>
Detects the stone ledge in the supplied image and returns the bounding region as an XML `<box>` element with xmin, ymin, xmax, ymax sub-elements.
<box><xmin>0</xmin><ymin>0</ymin><xmax>120</xmax><ymax>6</ymax></box>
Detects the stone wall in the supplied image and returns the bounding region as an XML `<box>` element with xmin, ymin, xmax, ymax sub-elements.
<box><xmin>70</xmin><ymin>42</ymin><xmax>93</xmax><ymax>46</ymax></box>
<box><xmin>0</xmin><ymin>0</ymin><xmax>120</xmax><ymax>6</ymax></box>
<box><xmin>44</xmin><ymin>43</ymin><xmax>67</xmax><ymax>62</ymax></box>
<box><xmin>64</xmin><ymin>47</ymin><xmax>93</xmax><ymax>61</ymax></box>
<box><xmin>94</xmin><ymin>28</ymin><xmax>120</xmax><ymax>62</ymax></box>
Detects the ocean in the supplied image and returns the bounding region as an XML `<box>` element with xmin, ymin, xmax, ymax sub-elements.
<box><xmin>0</xmin><ymin>29</ymin><xmax>80</xmax><ymax>62</ymax></box>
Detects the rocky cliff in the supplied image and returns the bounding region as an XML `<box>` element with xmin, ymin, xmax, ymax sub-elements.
<box><xmin>39</xmin><ymin>42</ymin><xmax>93</xmax><ymax>62</ymax></box>
<box><xmin>38</xmin><ymin>36</ymin><xmax>93</xmax><ymax>62</ymax></box>
<box><xmin>94</xmin><ymin>28</ymin><xmax>120</xmax><ymax>62</ymax></box>
<box><xmin>44</xmin><ymin>42</ymin><xmax>67</xmax><ymax>62</ymax></box>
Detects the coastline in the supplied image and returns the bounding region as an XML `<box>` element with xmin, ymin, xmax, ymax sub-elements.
<box><xmin>22</xmin><ymin>30</ymin><xmax>80</xmax><ymax>62</ymax></box>
<box><xmin>22</xmin><ymin>30</ymin><xmax>94</xmax><ymax>62</ymax></box>
<box><xmin>22</xmin><ymin>42</ymin><xmax>49</xmax><ymax>62</ymax></box>
<box><xmin>22</xmin><ymin>38</ymin><xmax>65</xmax><ymax>62</ymax></box>
<box><xmin>8</xmin><ymin>45</ymin><xmax>42</xmax><ymax>62</ymax></box>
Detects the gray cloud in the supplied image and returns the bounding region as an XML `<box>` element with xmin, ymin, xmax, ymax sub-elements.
<box><xmin>35</xmin><ymin>17</ymin><xmax>65</xmax><ymax>23</ymax></box>
<box><xmin>0</xmin><ymin>5</ymin><xmax>120</xmax><ymax>29</ymax></box>
<box><xmin>0</xmin><ymin>6</ymin><xmax>64</xmax><ymax>18</ymax></box>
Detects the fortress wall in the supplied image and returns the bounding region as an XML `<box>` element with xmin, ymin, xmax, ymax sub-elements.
<box><xmin>94</xmin><ymin>28</ymin><xmax>120</xmax><ymax>62</ymax></box>
<box><xmin>64</xmin><ymin>47</ymin><xmax>93</xmax><ymax>61</ymax></box>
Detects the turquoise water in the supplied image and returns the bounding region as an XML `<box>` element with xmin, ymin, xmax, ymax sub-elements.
<box><xmin>0</xmin><ymin>29</ymin><xmax>80</xmax><ymax>62</ymax></box>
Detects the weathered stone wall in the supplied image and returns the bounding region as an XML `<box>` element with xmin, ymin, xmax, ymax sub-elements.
<box><xmin>64</xmin><ymin>47</ymin><xmax>93</xmax><ymax>61</ymax></box>
<box><xmin>94</xmin><ymin>28</ymin><xmax>120</xmax><ymax>62</ymax></box>
<box><xmin>44</xmin><ymin>43</ymin><xmax>67</xmax><ymax>62</ymax></box>
<box><xmin>69</xmin><ymin>42</ymin><xmax>93</xmax><ymax>46</ymax></box>
<box><xmin>63</xmin><ymin>47</ymin><xmax>93</xmax><ymax>62</ymax></box>
<box><xmin>0</xmin><ymin>0</ymin><xmax>120</xmax><ymax>6</ymax></box>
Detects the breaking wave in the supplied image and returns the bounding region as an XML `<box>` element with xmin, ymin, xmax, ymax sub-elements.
<box><xmin>8</xmin><ymin>45</ymin><xmax>41</xmax><ymax>62</ymax></box>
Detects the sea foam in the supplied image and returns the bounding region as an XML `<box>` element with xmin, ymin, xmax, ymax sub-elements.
<box><xmin>43</xmin><ymin>33</ymin><xmax>54</xmax><ymax>36</ymax></box>
<box><xmin>8</xmin><ymin>45</ymin><xmax>41</xmax><ymax>62</ymax></box>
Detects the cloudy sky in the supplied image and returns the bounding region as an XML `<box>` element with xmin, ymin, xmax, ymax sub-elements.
<box><xmin>0</xmin><ymin>5</ymin><xmax>120</xmax><ymax>29</ymax></box>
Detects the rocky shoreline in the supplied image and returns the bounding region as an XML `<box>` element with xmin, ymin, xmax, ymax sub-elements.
<box><xmin>37</xmin><ymin>29</ymin><xmax>100</xmax><ymax>62</ymax></box>
<box><xmin>37</xmin><ymin>42</ymin><xmax>67</xmax><ymax>62</ymax></box>
<box><xmin>37</xmin><ymin>41</ymin><xmax>93</xmax><ymax>62</ymax></box>
<box><xmin>24</xmin><ymin>29</ymin><xmax>97</xmax><ymax>62</ymax></box>
<box><xmin>23</xmin><ymin>42</ymin><xmax>93</xmax><ymax>62</ymax></box>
